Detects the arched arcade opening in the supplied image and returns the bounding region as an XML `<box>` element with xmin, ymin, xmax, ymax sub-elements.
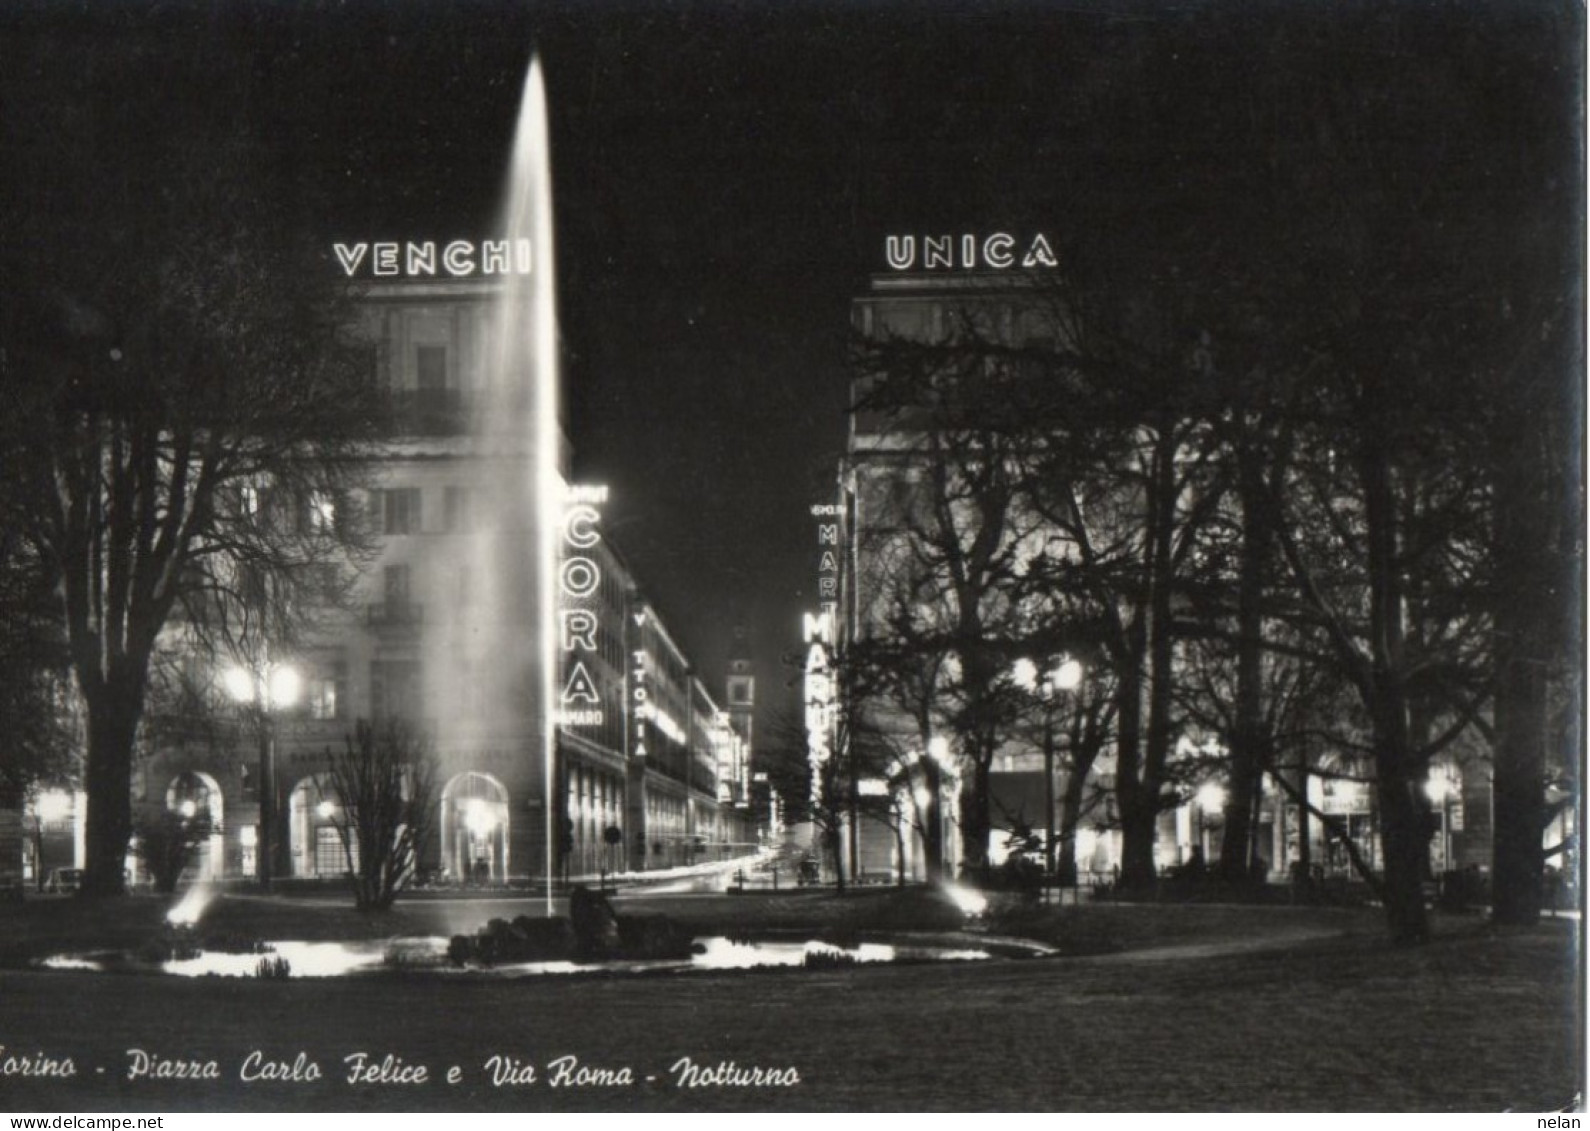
<box><xmin>440</xmin><ymin>771</ymin><xmax>510</xmax><ymax>884</ymax></box>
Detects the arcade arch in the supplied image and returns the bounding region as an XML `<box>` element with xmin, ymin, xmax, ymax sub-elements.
<box><xmin>440</xmin><ymin>772</ymin><xmax>509</xmax><ymax>884</ymax></box>
<box><xmin>164</xmin><ymin>771</ymin><xmax>224</xmax><ymax>881</ymax></box>
<box><xmin>287</xmin><ymin>774</ymin><xmax>358</xmax><ymax>878</ymax></box>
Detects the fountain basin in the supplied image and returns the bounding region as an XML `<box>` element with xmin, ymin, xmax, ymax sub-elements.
<box><xmin>35</xmin><ymin>931</ymin><xmax>1053</xmax><ymax>980</ymax></box>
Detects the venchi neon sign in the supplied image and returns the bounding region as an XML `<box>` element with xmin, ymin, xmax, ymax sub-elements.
<box><xmin>333</xmin><ymin>239</ymin><xmax>535</xmax><ymax>278</ymax></box>
<box><xmin>558</xmin><ymin>484</ymin><xmax>608</xmax><ymax>728</ymax></box>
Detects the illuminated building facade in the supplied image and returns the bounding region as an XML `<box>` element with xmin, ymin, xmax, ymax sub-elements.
<box><xmin>51</xmin><ymin>270</ymin><xmax>754</xmax><ymax>888</ymax></box>
<box><xmin>835</xmin><ymin>237</ymin><xmax>1512</xmax><ymax>887</ymax></box>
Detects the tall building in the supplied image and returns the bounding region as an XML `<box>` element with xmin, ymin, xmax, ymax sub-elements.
<box><xmin>834</xmin><ymin>232</ymin><xmax>1522</xmax><ymax>888</ymax></box>
<box><xmin>24</xmin><ymin>265</ymin><xmax>753</xmax><ymax>888</ymax></box>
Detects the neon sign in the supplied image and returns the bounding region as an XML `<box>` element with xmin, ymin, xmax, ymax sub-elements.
<box><xmin>883</xmin><ymin>233</ymin><xmax>1057</xmax><ymax>272</ymax></box>
<box><xmin>333</xmin><ymin>239</ymin><xmax>535</xmax><ymax>279</ymax></box>
<box><xmin>803</xmin><ymin>497</ymin><xmax>843</xmax><ymax>804</ymax></box>
<box><xmin>557</xmin><ymin>484</ymin><xmax>609</xmax><ymax>728</ymax></box>
<box><xmin>629</xmin><ymin>611</ymin><xmax>650</xmax><ymax>758</ymax></box>
<box><xmin>804</xmin><ymin>609</ymin><xmax>833</xmax><ymax>805</ymax></box>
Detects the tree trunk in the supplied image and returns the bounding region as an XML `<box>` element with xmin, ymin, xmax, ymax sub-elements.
<box><xmin>959</xmin><ymin>760</ymin><xmax>992</xmax><ymax>883</ymax></box>
<box><xmin>922</xmin><ymin>760</ymin><xmax>945</xmax><ymax>883</ymax></box>
<box><xmin>1492</xmin><ymin>613</ymin><xmax>1549</xmax><ymax>925</ymax></box>
<box><xmin>1360</xmin><ymin>409</ymin><xmax>1430</xmax><ymax>945</ymax></box>
<box><xmin>1374</xmin><ymin>768</ymin><xmax>1431</xmax><ymax>945</ymax></box>
<box><xmin>828</xmin><ymin>819</ymin><xmax>846</xmax><ymax>894</ymax></box>
<box><xmin>1490</xmin><ymin>422</ymin><xmax>1555</xmax><ymax>925</ymax></box>
<box><xmin>81</xmin><ymin>686</ymin><xmax>140</xmax><ymax>896</ymax></box>
<box><xmin>1114</xmin><ymin>659</ymin><xmax>1156</xmax><ymax>888</ymax></box>
<box><xmin>1219</xmin><ymin>452</ymin><xmax>1268</xmax><ymax>882</ymax></box>
<box><xmin>1056</xmin><ymin>764</ymin><xmax>1090</xmax><ymax>885</ymax></box>
<box><xmin>1289</xmin><ymin>757</ymin><xmax>1312</xmax><ymax>880</ymax></box>
<box><xmin>1121</xmin><ymin>429</ymin><xmax>1180</xmax><ymax>889</ymax></box>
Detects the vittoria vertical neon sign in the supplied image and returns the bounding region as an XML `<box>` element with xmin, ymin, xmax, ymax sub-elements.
<box><xmin>629</xmin><ymin>610</ymin><xmax>650</xmax><ymax>759</ymax></box>
<box><xmin>558</xmin><ymin>484</ymin><xmax>608</xmax><ymax>728</ymax></box>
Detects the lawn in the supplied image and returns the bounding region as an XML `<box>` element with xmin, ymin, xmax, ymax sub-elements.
<box><xmin>0</xmin><ymin>888</ymin><xmax>1579</xmax><ymax>1111</ymax></box>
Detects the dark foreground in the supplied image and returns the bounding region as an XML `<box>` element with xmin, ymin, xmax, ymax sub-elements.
<box><xmin>0</xmin><ymin>891</ymin><xmax>1579</xmax><ymax>1111</ymax></box>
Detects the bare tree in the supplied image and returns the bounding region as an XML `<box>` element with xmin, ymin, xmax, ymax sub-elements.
<box><xmin>324</xmin><ymin>719</ymin><xmax>439</xmax><ymax>911</ymax></box>
<box><xmin>1</xmin><ymin>40</ymin><xmax>379</xmax><ymax>895</ymax></box>
<box><xmin>133</xmin><ymin>808</ymin><xmax>215</xmax><ymax>895</ymax></box>
<box><xmin>851</xmin><ymin>323</ymin><xmax>1064</xmax><ymax>879</ymax></box>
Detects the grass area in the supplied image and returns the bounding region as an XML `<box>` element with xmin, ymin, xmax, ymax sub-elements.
<box><xmin>0</xmin><ymin>884</ymin><xmax>1472</xmax><ymax>961</ymax></box>
<box><xmin>0</xmin><ymin>888</ymin><xmax>1579</xmax><ymax>1111</ymax></box>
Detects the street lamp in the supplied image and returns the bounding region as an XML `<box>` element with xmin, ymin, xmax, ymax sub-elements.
<box><xmin>1424</xmin><ymin>766</ymin><xmax>1455</xmax><ymax>875</ymax></box>
<box><xmin>224</xmin><ymin>657</ymin><xmax>299</xmax><ymax>889</ymax></box>
<box><xmin>1015</xmin><ymin>656</ymin><xmax>1084</xmax><ymax>892</ymax></box>
<box><xmin>1195</xmin><ymin>782</ymin><xmax>1226</xmax><ymax>862</ymax></box>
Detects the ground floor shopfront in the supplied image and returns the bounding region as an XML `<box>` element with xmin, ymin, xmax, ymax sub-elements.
<box><xmin>14</xmin><ymin>729</ymin><xmax>754</xmax><ymax>889</ymax></box>
<box><xmin>815</xmin><ymin>762</ymin><xmax>1567</xmax><ymax>896</ymax></box>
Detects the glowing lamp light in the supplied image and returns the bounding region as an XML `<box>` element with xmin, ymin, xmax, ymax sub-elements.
<box><xmin>1016</xmin><ymin>656</ymin><xmax>1083</xmax><ymax>695</ymax></box>
<box><xmin>268</xmin><ymin>666</ymin><xmax>301</xmax><ymax>709</ymax></box>
<box><xmin>223</xmin><ymin>663</ymin><xmax>299</xmax><ymax>708</ymax></box>
<box><xmin>316</xmin><ymin>800</ymin><xmax>336</xmax><ymax>820</ymax></box>
<box><xmin>462</xmin><ymin>798</ymin><xmax>497</xmax><ymax>838</ymax></box>
<box><xmin>222</xmin><ymin>666</ymin><xmax>256</xmax><ymax>704</ymax></box>
<box><xmin>166</xmin><ymin>882</ymin><xmax>215</xmax><ymax>928</ymax></box>
<box><xmin>1052</xmin><ymin>658</ymin><xmax>1083</xmax><ymax>691</ymax></box>
<box><xmin>1196</xmin><ymin>783</ymin><xmax>1227</xmax><ymax>812</ymax></box>
<box><xmin>178</xmin><ymin>799</ymin><xmax>198</xmax><ymax>820</ymax></box>
<box><xmin>943</xmin><ymin>882</ymin><xmax>989</xmax><ymax>919</ymax></box>
<box><xmin>35</xmin><ymin>789</ymin><xmax>73</xmax><ymax>824</ymax></box>
<box><xmin>1424</xmin><ymin>775</ymin><xmax>1454</xmax><ymax>804</ymax></box>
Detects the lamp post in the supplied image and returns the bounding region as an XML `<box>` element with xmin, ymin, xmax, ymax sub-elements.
<box><xmin>923</xmin><ymin>735</ymin><xmax>952</xmax><ymax>883</ymax></box>
<box><xmin>225</xmin><ymin>657</ymin><xmax>300</xmax><ymax>890</ymax></box>
<box><xmin>1195</xmin><ymin>782</ymin><xmax>1226</xmax><ymax>863</ymax></box>
<box><xmin>1014</xmin><ymin>656</ymin><xmax>1083</xmax><ymax>894</ymax></box>
<box><xmin>1424</xmin><ymin>767</ymin><xmax>1454</xmax><ymax>875</ymax></box>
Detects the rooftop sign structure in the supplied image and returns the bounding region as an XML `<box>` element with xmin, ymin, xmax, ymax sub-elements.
<box><xmin>884</xmin><ymin>232</ymin><xmax>1057</xmax><ymax>272</ymax></box>
<box><xmin>333</xmin><ymin>239</ymin><xmax>534</xmax><ymax>278</ymax></box>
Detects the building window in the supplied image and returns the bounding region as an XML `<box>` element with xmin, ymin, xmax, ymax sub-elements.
<box><xmin>384</xmin><ymin>564</ymin><xmax>411</xmax><ymax>605</ymax></box>
<box><xmin>315</xmin><ymin>825</ymin><xmax>355</xmax><ymax>876</ymax></box>
<box><xmin>456</xmin><ymin>658</ymin><xmax>486</xmax><ymax>716</ymax></box>
<box><xmin>371</xmin><ymin>660</ymin><xmax>423</xmax><ymax>720</ymax></box>
<box><xmin>362</xmin><ymin>343</ymin><xmax>384</xmax><ymax>389</ymax></box>
<box><xmin>379</xmin><ymin>488</ymin><xmax>422</xmax><ymax>535</ymax></box>
<box><xmin>444</xmin><ymin>486</ymin><xmax>473</xmax><ymax>533</ymax></box>
<box><xmin>308</xmin><ymin>662</ymin><xmax>346</xmax><ymax>721</ymax></box>
<box><xmin>297</xmin><ymin>489</ymin><xmax>337</xmax><ymax>534</ymax></box>
<box><xmin>417</xmin><ymin>345</ymin><xmax>448</xmax><ymax>398</ymax></box>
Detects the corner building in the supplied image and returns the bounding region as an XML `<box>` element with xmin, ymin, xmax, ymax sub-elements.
<box><xmin>838</xmin><ymin>239</ymin><xmax>1514</xmax><ymax>887</ymax></box>
<box><xmin>123</xmin><ymin>271</ymin><xmax>752</xmax><ymax>887</ymax></box>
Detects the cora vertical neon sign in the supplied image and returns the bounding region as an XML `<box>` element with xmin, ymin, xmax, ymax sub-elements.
<box><xmin>558</xmin><ymin>484</ymin><xmax>608</xmax><ymax>728</ymax></box>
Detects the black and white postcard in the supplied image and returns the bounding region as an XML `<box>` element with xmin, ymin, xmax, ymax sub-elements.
<box><xmin>0</xmin><ymin>0</ymin><xmax>1581</xmax><ymax>1114</ymax></box>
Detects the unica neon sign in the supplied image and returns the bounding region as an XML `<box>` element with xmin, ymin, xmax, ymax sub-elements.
<box><xmin>333</xmin><ymin>239</ymin><xmax>534</xmax><ymax>278</ymax></box>
<box><xmin>884</xmin><ymin>232</ymin><xmax>1057</xmax><ymax>271</ymax></box>
<box><xmin>558</xmin><ymin>484</ymin><xmax>608</xmax><ymax>728</ymax></box>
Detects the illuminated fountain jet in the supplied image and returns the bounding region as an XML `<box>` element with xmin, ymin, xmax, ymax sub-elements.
<box><xmin>436</xmin><ymin>53</ymin><xmax>564</xmax><ymax>915</ymax></box>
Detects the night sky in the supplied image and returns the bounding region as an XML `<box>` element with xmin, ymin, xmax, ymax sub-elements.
<box><xmin>3</xmin><ymin>0</ymin><xmax>1578</xmax><ymax>738</ymax></box>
